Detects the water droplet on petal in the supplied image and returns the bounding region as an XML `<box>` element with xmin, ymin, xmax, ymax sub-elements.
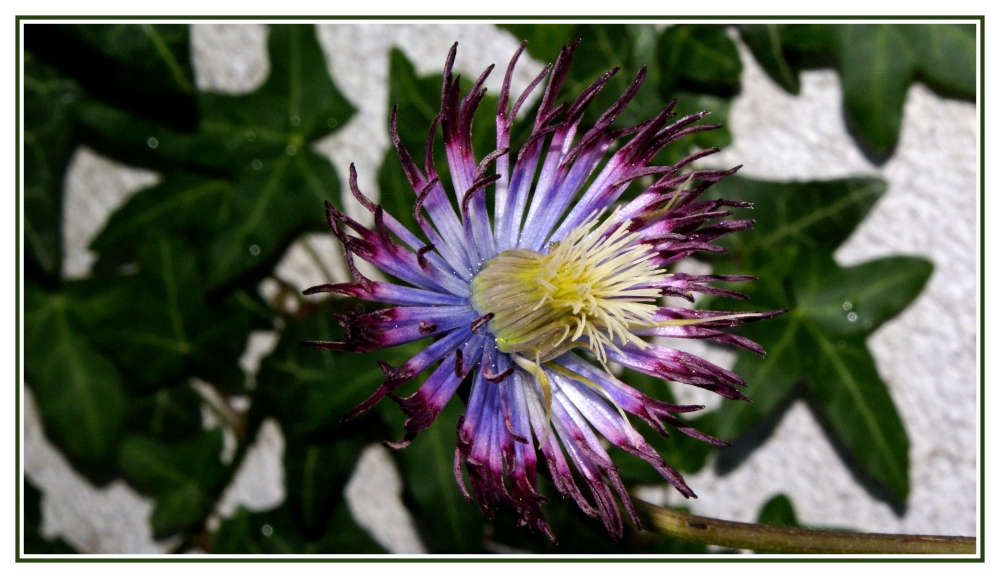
<box><xmin>846</xmin><ymin>312</ymin><xmax>858</xmax><ymax>322</ymax></box>
<box><xmin>261</xmin><ymin>524</ymin><xmax>273</xmax><ymax>537</ymax></box>
<box><xmin>286</xmin><ymin>144</ymin><xmax>297</xmax><ymax>155</ymax></box>
<box><xmin>147</xmin><ymin>137</ymin><xmax>159</xmax><ymax>149</ymax></box>
<box><xmin>249</xmin><ymin>244</ymin><xmax>261</xmax><ymax>256</ymax></box>
<box><xmin>245</xmin><ymin>130</ymin><xmax>256</xmax><ymax>142</ymax></box>
<box><xmin>842</xmin><ymin>301</ymin><xmax>853</xmax><ymax>311</ymax></box>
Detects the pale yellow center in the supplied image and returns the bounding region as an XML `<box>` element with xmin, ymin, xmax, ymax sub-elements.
<box><xmin>471</xmin><ymin>211</ymin><xmax>664</xmax><ymax>364</ymax></box>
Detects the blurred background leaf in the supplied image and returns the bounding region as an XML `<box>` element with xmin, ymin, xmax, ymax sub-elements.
<box><xmin>211</xmin><ymin>503</ymin><xmax>385</xmax><ymax>554</ymax></box>
<box><xmin>23</xmin><ymin>55</ymin><xmax>80</xmax><ymax>280</ymax></box>
<box><xmin>738</xmin><ymin>23</ymin><xmax>976</xmax><ymax>161</ymax></box>
<box><xmin>24</xmin><ymin>280</ymin><xmax>127</xmax><ymax>481</ymax></box>
<box><xmin>117</xmin><ymin>428</ymin><xmax>229</xmax><ymax>538</ymax></box>
<box><xmin>24</xmin><ymin>24</ymin><xmax>197</xmax><ymax>131</ymax></box>
<box><xmin>703</xmin><ymin>176</ymin><xmax>933</xmax><ymax>502</ymax></box>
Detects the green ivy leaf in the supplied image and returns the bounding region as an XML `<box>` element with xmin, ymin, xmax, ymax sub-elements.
<box><xmin>658</xmin><ymin>24</ymin><xmax>742</xmax><ymax>97</ymax></box>
<box><xmin>905</xmin><ymin>24</ymin><xmax>977</xmax><ymax>98</ymax></box>
<box><xmin>71</xmin><ymin>25</ymin><xmax>354</xmax><ymax>288</ymax></box>
<box><xmin>283</xmin><ymin>434</ymin><xmax>369</xmax><ymax>537</ymax></box>
<box><xmin>738</xmin><ymin>24</ymin><xmax>976</xmax><ymax>161</ymax></box>
<box><xmin>124</xmin><ymin>384</ymin><xmax>204</xmax><ymax>443</ymax></box>
<box><xmin>757</xmin><ymin>493</ymin><xmax>800</xmax><ymax>528</ymax></box>
<box><xmin>23</xmin><ymin>54</ymin><xmax>80</xmax><ymax>278</ymax></box>
<box><xmin>89</xmin><ymin>173</ymin><xmax>234</xmax><ymax>267</ymax></box>
<box><xmin>25</xmin><ymin>24</ymin><xmax>196</xmax><ymax>130</ymax></box>
<box><xmin>70</xmin><ymin>24</ymin><xmax>195</xmax><ymax>96</ymax></box>
<box><xmin>117</xmin><ymin>428</ymin><xmax>228</xmax><ymax>538</ymax></box>
<box><xmin>76</xmin><ymin>238</ymin><xmax>250</xmax><ymax>390</ymax></box>
<box><xmin>24</xmin><ymin>281</ymin><xmax>126</xmax><ymax>477</ymax></box>
<box><xmin>710</xmin><ymin>175</ymin><xmax>886</xmax><ymax>256</ymax></box>
<box><xmin>205</xmin><ymin>150</ymin><xmax>343</xmax><ymax>288</ymax></box>
<box><xmin>394</xmin><ymin>397</ymin><xmax>485</xmax><ymax>553</ymax></box>
<box><xmin>838</xmin><ymin>25</ymin><xmax>915</xmax><ymax>162</ymax></box>
<box><xmin>705</xmin><ymin>176</ymin><xmax>932</xmax><ymax>502</ymax></box>
<box><xmin>737</xmin><ymin>24</ymin><xmax>802</xmax><ymax>93</ymax></box>
<box><xmin>211</xmin><ymin>503</ymin><xmax>385</xmax><ymax>554</ymax></box>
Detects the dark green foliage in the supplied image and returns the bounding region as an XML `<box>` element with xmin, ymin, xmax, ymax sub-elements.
<box><xmin>704</xmin><ymin>176</ymin><xmax>933</xmax><ymax>502</ymax></box>
<box><xmin>394</xmin><ymin>398</ymin><xmax>486</xmax><ymax>553</ymax></box>
<box><xmin>124</xmin><ymin>384</ymin><xmax>205</xmax><ymax>443</ymax></box>
<box><xmin>78</xmin><ymin>238</ymin><xmax>253</xmax><ymax>390</ymax></box>
<box><xmin>24</xmin><ymin>24</ymin><xmax>197</xmax><ymax>131</ymax></box>
<box><xmin>25</xmin><ymin>281</ymin><xmax>127</xmax><ymax>479</ymax></box>
<box><xmin>739</xmin><ymin>23</ymin><xmax>976</xmax><ymax>161</ymax></box>
<box><xmin>117</xmin><ymin>429</ymin><xmax>229</xmax><ymax>537</ymax></box>
<box><xmin>757</xmin><ymin>494</ymin><xmax>800</xmax><ymax>528</ymax></box>
<box><xmin>212</xmin><ymin>504</ymin><xmax>385</xmax><ymax>554</ymax></box>
<box><xmin>23</xmin><ymin>55</ymin><xmax>80</xmax><ymax>279</ymax></box>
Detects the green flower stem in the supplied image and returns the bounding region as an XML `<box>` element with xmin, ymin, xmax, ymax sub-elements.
<box><xmin>637</xmin><ymin>500</ymin><xmax>976</xmax><ymax>554</ymax></box>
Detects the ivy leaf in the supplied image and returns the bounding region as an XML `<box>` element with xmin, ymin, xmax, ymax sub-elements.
<box><xmin>738</xmin><ymin>24</ymin><xmax>976</xmax><ymax>161</ymax></box>
<box><xmin>204</xmin><ymin>149</ymin><xmax>344</xmax><ymax>288</ymax></box>
<box><xmin>757</xmin><ymin>494</ymin><xmax>800</xmax><ymax>528</ymax></box>
<box><xmin>283</xmin><ymin>434</ymin><xmax>369</xmax><ymax>537</ymax></box>
<box><xmin>838</xmin><ymin>25</ymin><xmax>916</xmax><ymax>162</ymax></box>
<box><xmin>23</xmin><ymin>54</ymin><xmax>80</xmax><ymax>278</ymax></box>
<box><xmin>117</xmin><ymin>428</ymin><xmax>228</xmax><ymax>538</ymax></box>
<box><xmin>713</xmin><ymin>175</ymin><xmax>886</xmax><ymax>256</ymax></box>
<box><xmin>657</xmin><ymin>24</ymin><xmax>742</xmax><ymax>97</ymax></box>
<box><xmin>736</xmin><ymin>24</ymin><xmax>802</xmax><ymax>93</ymax></box>
<box><xmin>24</xmin><ymin>281</ymin><xmax>126</xmax><ymax>478</ymax></box>
<box><xmin>71</xmin><ymin>25</ymin><xmax>355</xmax><ymax>288</ymax></box>
<box><xmin>904</xmin><ymin>24</ymin><xmax>977</xmax><ymax>98</ymax></box>
<box><xmin>123</xmin><ymin>384</ymin><xmax>205</xmax><ymax>443</ymax></box>
<box><xmin>89</xmin><ymin>173</ymin><xmax>234</xmax><ymax>268</ymax></box>
<box><xmin>705</xmin><ymin>176</ymin><xmax>932</xmax><ymax>502</ymax></box>
<box><xmin>24</xmin><ymin>23</ymin><xmax>196</xmax><ymax>130</ymax></box>
<box><xmin>394</xmin><ymin>397</ymin><xmax>485</xmax><ymax>553</ymax></box>
<box><xmin>74</xmin><ymin>23</ymin><xmax>353</xmax><ymax>175</ymax></box>
<box><xmin>77</xmin><ymin>237</ymin><xmax>251</xmax><ymax>390</ymax></box>
<box><xmin>211</xmin><ymin>503</ymin><xmax>385</xmax><ymax>554</ymax></box>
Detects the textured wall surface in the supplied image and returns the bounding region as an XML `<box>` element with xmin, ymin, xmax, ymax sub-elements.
<box><xmin>24</xmin><ymin>22</ymin><xmax>979</xmax><ymax>554</ymax></box>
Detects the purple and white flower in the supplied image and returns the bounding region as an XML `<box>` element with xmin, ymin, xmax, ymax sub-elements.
<box><xmin>304</xmin><ymin>41</ymin><xmax>780</xmax><ymax>541</ymax></box>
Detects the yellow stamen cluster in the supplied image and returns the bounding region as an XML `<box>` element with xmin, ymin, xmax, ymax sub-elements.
<box><xmin>471</xmin><ymin>210</ymin><xmax>664</xmax><ymax>365</ymax></box>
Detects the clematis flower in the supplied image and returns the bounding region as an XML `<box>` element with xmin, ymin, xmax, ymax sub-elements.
<box><xmin>304</xmin><ymin>40</ymin><xmax>781</xmax><ymax>542</ymax></box>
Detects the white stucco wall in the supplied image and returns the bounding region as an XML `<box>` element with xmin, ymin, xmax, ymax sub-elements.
<box><xmin>25</xmin><ymin>22</ymin><xmax>980</xmax><ymax>554</ymax></box>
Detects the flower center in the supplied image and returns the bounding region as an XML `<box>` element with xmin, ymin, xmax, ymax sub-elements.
<box><xmin>471</xmin><ymin>211</ymin><xmax>665</xmax><ymax>364</ymax></box>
